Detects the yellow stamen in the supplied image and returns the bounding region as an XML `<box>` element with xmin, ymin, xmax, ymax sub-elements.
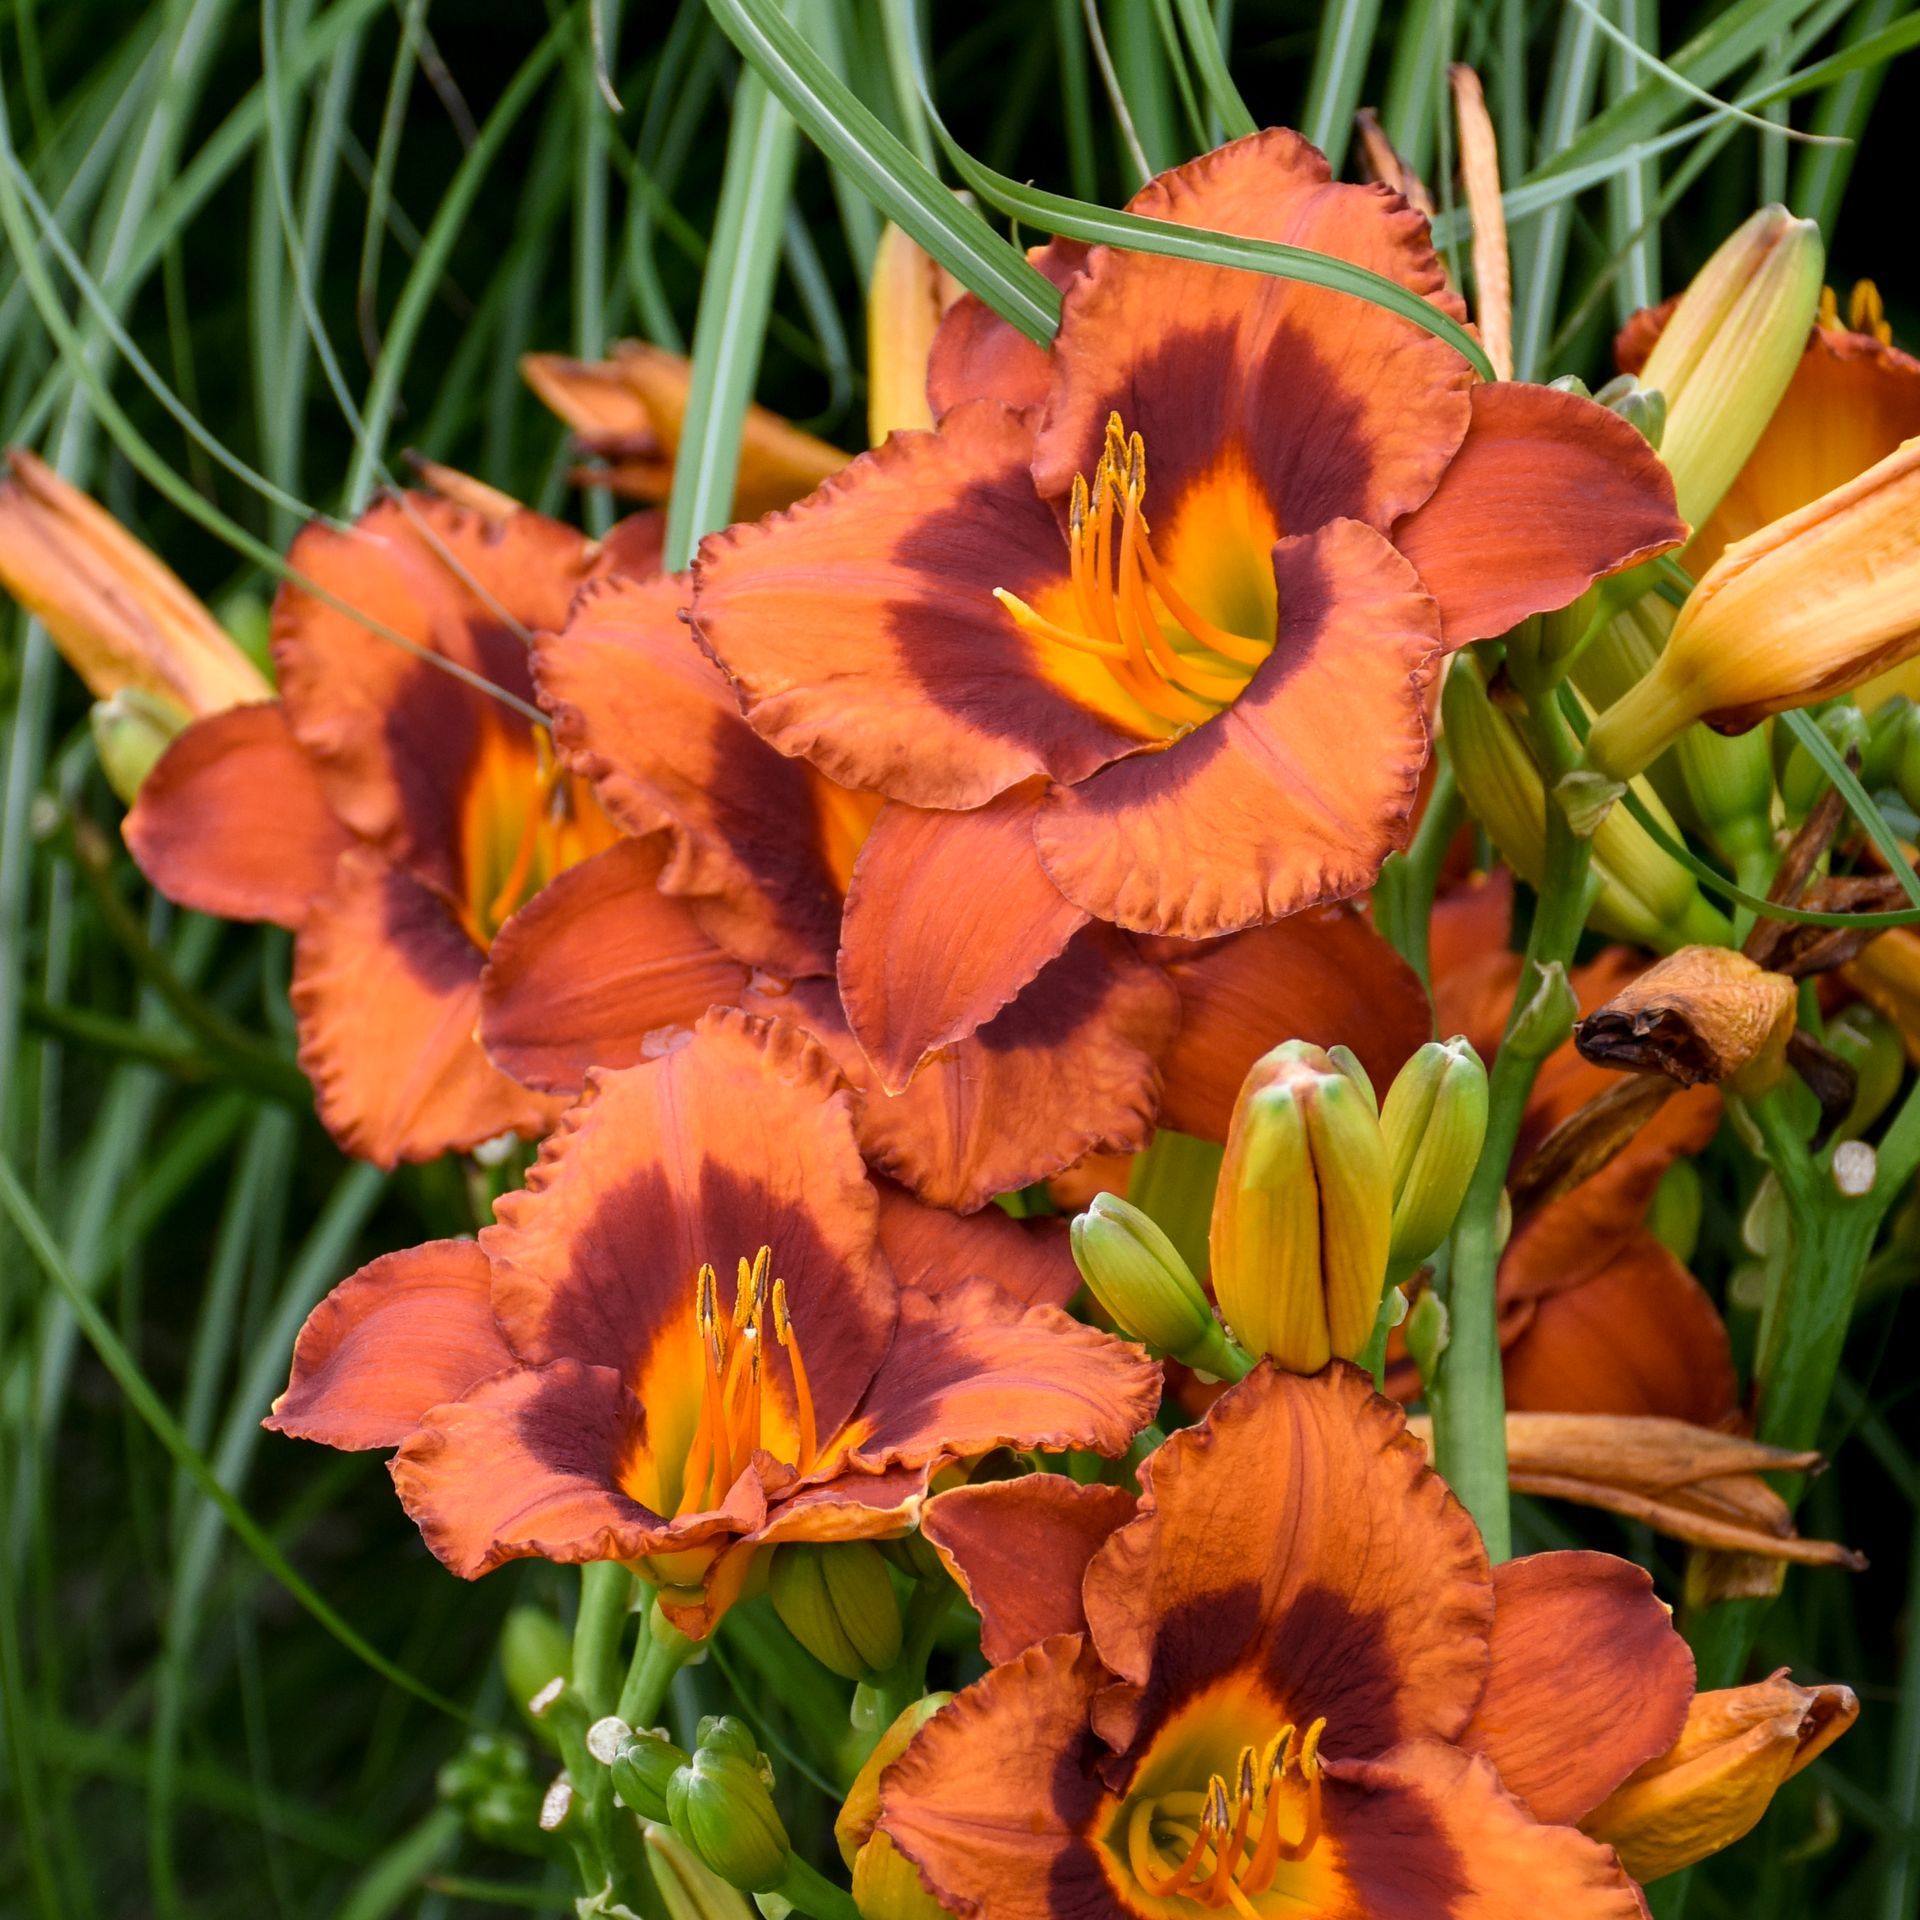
<box><xmin>1850</xmin><ymin>278</ymin><xmax>1891</xmax><ymax>344</ymax></box>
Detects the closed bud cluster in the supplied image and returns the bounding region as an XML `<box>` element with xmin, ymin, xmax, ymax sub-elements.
<box><xmin>768</xmin><ymin>1540</ymin><xmax>903</xmax><ymax>1680</ymax></box>
<box><xmin>1636</xmin><ymin>205</ymin><xmax>1824</xmax><ymax>539</ymax></box>
<box><xmin>1070</xmin><ymin>1192</ymin><xmax>1241</xmax><ymax>1376</ymax></box>
<box><xmin>1586</xmin><ymin>440</ymin><xmax>1920</xmax><ymax>779</ymax></box>
<box><xmin>611</xmin><ymin>1728</ymin><xmax>691</xmax><ymax>1823</ymax></box>
<box><xmin>666</xmin><ymin>1721</ymin><xmax>790</xmax><ymax>1893</ymax></box>
<box><xmin>1209</xmin><ymin>1041</ymin><xmax>1392</xmax><ymax>1374</ymax></box>
<box><xmin>1443</xmin><ymin>653</ymin><xmax>1729</xmax><ymax>949</ymax></box>
<box><xmin>1380</xmin><ymin>1038</ymin><xmax>1489</xmax><ymax>1264</ymax></box>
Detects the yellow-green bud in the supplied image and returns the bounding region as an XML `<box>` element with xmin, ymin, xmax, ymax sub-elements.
<box><xmin>1827</xmin><ymin>1005</ymin><xmax>1906</xmax><ymax>1142</ymax></box>
<box><xmin>767</xmin><ymin>1543</ymin><xmax>903</xmax><ymax>1681</ymax></box>
<box><xmin>1209</xmin><ymin>1040</ymin><xmax>1393</xmax><ymax>1373</ymax></box>
<box><xmin>668</xmin><ymin>1743</ymin><xmax>790</xmax><ymax>1893</ymax></box>
<box><xmin>835</xmin><ymin>1695</ymin><xmax>951</xmax><ymax>1869</ymax></box>
<box><xmin>1070</xmin><ymin>1192</ymin><xmax>1236</xmax><ymax>1373</ymax></box>
<box><xmin>644</xmin><ymin>1822</ymin><xmax>761</xmax><ymax>1920</ymax></box>
<box><xmin>853</xmin><ymin>1832</ymin><xmax>955</xmax><ymax>1920</ymax></box>
<box><xmin>90</xmin><ymin>687</ymin><xmax>184</xmax><ymax>805</ymax></box>
<box><xmin>1637</xmin><ymin>205</ymin><xmax>1824</xmax><ymax>539</ymax></box>
<box><xmin>1646</xmin><ymin>1160</ymin><xmax>1703</xmax><ymax>1266</ymax></box>
<box><xmin>499</xmin><ymin>1604</ymin><xmax>573</xmax><ymax>1754</ymax></box>
<box><xmin>612</xmin><ymin>1729</ymin><xmax>691</xmax><ymax>1822</ymax></box>
<box><xmin>1443</xmin><ymin>652</ymin><xmax>1729</xmax><ymax>949</ymax></box>
<box><xmin>1781</xmin><ymin>703</ymin><xmax>1869</xmax><ymax>819</ymax></box>
<box><xmin>1380</xmin><ymin>1038</ymin><xmax>1489</xmax><ymax>1264</ymax></box>
<box><xmin>436</xmin><ymin>1732</ymin><xmax>546</xmax><ymax>1858</ymax></box>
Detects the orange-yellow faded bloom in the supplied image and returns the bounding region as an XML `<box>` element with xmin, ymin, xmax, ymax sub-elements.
<box><xmin>1582</xmin><ymin>1671</ymin><xmax>1858</xmax><ymax>1881</ymax></box>
<box><xmin>0</xmin><ymin>449</ymin><xmax>269</xmax><ymax>720</ymax></box>
<box><xmin>1587</xmin><ymin>438</ymin><xmax>1920</xmax><ymax>777</ymax></box>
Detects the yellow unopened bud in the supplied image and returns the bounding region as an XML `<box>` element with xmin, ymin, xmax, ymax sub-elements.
<box><xmin>1070</xmin><ymin>1192</ymin><xmax>1239</xmax><ymax>1374</ymax></box>
<box><xmin>835</xmin><ymin>1695</ymin><xmax>950</xmax><ymax>1869</ymax></box>
<box><xmin>1380</xmin><ymin>1038</ymin><xmax>1489</xmax><ymax>1264</ymax></box>
<box><xmin>644</xmin><ymin>1822</ymin><xmax>760</xmax><ymax>1920</ymax></box>
<box><xmin>767</xmin><ymin>1542</ymin><xmax>902</xmax><ymax>1681</ymax></box>
<box><xmin>1442</xmin><ymin>653</ymin><xmax>1730</xmax><ymax>949</ymax></box>
<box><xmin>0</xmin><ymin>451</ymin><xmax>270</xmax><ymax>717</ymax></box>
<box><xmin>1638</xmin><ymin>206</ymin><xmax>1824</xmax><ymax>540</ymax></box>
<box><xmin>866</xmin><ymin>220</ymin><xmax>962</xmax><ymax>445</ymax></box>
<box><xmin>1209</xmin><ymin>1041</ymin><xmax>1392</xmax><ymax>1373</ymax></box>
<box><xmin>853</xmin><ymin>1831</ymin><xmax>955</xmax><ymax>1920</ymax></box>
<box><xmin>1582</xmin><ymin>1672</ymin><xmax>1858</xmax><ymax>1881</ymax></box>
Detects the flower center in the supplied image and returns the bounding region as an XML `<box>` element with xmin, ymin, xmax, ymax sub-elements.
<box><xmin>1123</xmin><ymin>1720</ymin><xmax>1327</xmax><ymax>1918</ymax></box>
<box><xmin>994</xmin><ymin>412</ymin><xmax>1274</xmax><ymax>734</ymax></box>
<box><xmin>680</xmin><ymin>1246</ymin><xmax>817</xmax><ymax>1514</ymax></box>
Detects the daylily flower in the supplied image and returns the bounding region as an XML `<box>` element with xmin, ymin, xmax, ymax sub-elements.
<box><xmin>0</xmin><ymin>449</ymin><xmax>270</xmax><ymax>721</ymax></box>
<box><xmin>522</xmin><ymin>341</ymin><xmax>846</xmax><ymax>515</ymax></box>
<box><xmin>1385</xmin><ymin>872</ymin><xmax>1734</xmax><ymax>1423</ymax></box>
<box><xmin>266</xmin><ymin>1008</ymin><xmax>1162</xmax><ymax>1635</ymax></box>
<box><xmin>475</xmin><ymin>570</ymin><xmax>1430</xmax><ymax>1214</ymax></box>
<box><xmin>887</xmin><ymin>1363</ymin><xmax>1725</xmax><ymax>1915</ymax></box>
<box><xmin>687</xmin><ymin>128</ymin><xmax>1683</xmax><ymax>1094</ymax></box>
<box><xmin>123</xmin><ymin>488</ymin><xmax>659</xmax><ymax>1165</ymax></box>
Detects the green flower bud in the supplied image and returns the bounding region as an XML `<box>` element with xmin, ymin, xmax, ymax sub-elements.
<box><xmin>1070</xmin><ymin>1192</ymin><xmax>1237</xmax><ymax>1373</ymax></box>
<box><xmin>668</xmin><ymin>1746</ymin><xmax>790</xmax><ymax>1893</ymax></box>
<box><xmin>644</xmin><ymin>1823</ymin><xmax>760</xmax><ymax>1920</ymax></box>
<box><xmin>1826</xmin><ymin>1005</ymin><xmax>1906</xmax><ymax>1142</ymax></box>
<box><xmin>1210</xmin><ymin>1040</ymin><xmax>1393</xmax><ymax>1373</ymax></box>
<box><xmin>1637</xmin><ymin>205</ymin><xmax>1824</xmax><ymax>538</ymax></box>
<box><xmin>1860</xmin><ymin>695</ymin><xmax>1918</xmax><ymax>790</ymax></box>
<box><xmin>612</xmin><ymin>1729</ymin><xmax>691</xmax><ymax>1823</ymax></box>
<box><xmin>1646</xmin><ymin>1160</ymin><xmax>1704</xmax><ymax>1266</ymax></box>
<box><xmin>767</xmin><ymin>1543</ymin><xmax>903</xmax><ymax>1681</ymax></box>
<box><xmin>436</xmin><ymin>1732</ymin><xmax>548</xmax><ymax>1859</ymax></box>
<box><xmin>1380</xmin><ymin>1038</ymin><xmax>1489</xmax><ymax>1264</ymax></box>
<box><xmin>695</xmin><ymin>1716</ymin><xmax>763</xmax><ymax>1764</ymax></box>
<box><xmin>90</xmin><ymin>687</ymin><xmax>183</xmax><ymax>805</ymax></box>
<box><xmin>1592</xmin><ymin>373</ymin><xmax>1666</xmax><ymax>449</ymax></box>
<box><xmin>1780</xmin><ymin>704</ymin><xmax>1868</xmax><ymax>820</ymax></box>
<box><xmin>499</xmin><ymin>1606</ymin><xmax>573</xmax><ymax>1754</ymax></box>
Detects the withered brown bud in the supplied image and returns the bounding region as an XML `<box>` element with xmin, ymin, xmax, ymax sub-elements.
<box><xmin>1575</xmin><ymin>947</ymin><xmax>1795</xmax><ymax>1092</ymax></box>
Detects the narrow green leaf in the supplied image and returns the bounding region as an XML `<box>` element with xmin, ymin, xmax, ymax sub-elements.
<box><xmin>1300</xmin><ymin>0</ymin><xmax>1382</xmax><ymax>168</ymax></box>
<box><xmin>1171</xmin><ymin>0</ymin><xmax>1256</xmax><ymax>139</ymax></box>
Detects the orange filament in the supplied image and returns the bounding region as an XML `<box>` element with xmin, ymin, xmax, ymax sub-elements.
<box><xmin>1819</xmin><ymin>280</ymin><xmax>1893</xmax><ymax>347</ymax></box>
<box><xmin>994</xmin><ymin>412</ymin><xmax>1273</xmax><ymax>734</ymax></box>
<box><xmin>680</xmin><ymin>1247</ymin><xmax>815</xmax><ymax>1513</ymax></box>
<box><xmin>1123</xmin><ymin>1717</ymin><xmax>1327</xmax><ymax>1909</ymax></box>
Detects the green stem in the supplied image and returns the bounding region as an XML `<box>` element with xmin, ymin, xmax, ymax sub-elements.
<box><xmin>617</xmin><ymin>1596</ymin><xmax>697</xmax><ymax>1729</ymax></box>
<box><xmin>859</xmin><ymin>1579</ymin><xmax>955</xmax><ymax>1754</ymax></box>
<box><xmin>776</xmin><ymin>1852</ymin><xmax>864</xmax><ymax>1920</ymax></box>
<box><xmin>564</xmin><ymin>1564</ymin><xmax>639</xmax><ymax>1906</ymax></box>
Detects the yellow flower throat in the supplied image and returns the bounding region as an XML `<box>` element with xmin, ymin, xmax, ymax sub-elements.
<box><xmin>1124</xmin><ymin>1719</ymin><xmax>1328</xmax><ymax>1917</ymax></box>
<box><xmin>994</xmin><ymin>413</ymin><xmax>1273</xmax><ymax>732</ymax></box>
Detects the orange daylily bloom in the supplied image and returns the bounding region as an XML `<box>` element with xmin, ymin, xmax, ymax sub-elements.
<box><xmin>885</xmin><ymin>1364</ymin><xmax>1704</xmax><ymax>1916</ymax></box>
<box><xmin>267</xmin><ymin>1009</ymin><xmax>1162</xmax><ymax>1635</ymax></box>
<box><xmin>522</xmin><ymin>340</ymin><xmax>847</xmax><ymax>515</ymax></box>
<box><xmin>122</xmin><ymin>490</ymin><xmax>660</xmax><ymax>1166</ymax></box>
<box><xmin>0</xmin><ymin>449</ymin><xmax>270</xmax><ymax>719</ymax></box>
<box><xmin>1385</xmin><ymin>873</ymin><xmax>1734</xmax><ymax>1423</ymax></box>
<box><xmin>687</xmin><ymin>129</ymin><xmax>1683</xmax><ymax>1092</ymax></box>
<box><xmin>475</xmin><ymin>570</ymin><xmax>1428</xmax><ymax>1214</ymax></box>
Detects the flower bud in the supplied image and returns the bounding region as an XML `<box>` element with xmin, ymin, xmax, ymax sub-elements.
<box><xmin>668</xmin><ymin>1743</ymin><xmax>790</xmax><ymax>1893</ymax></box>
<box><xmin>867</xmin><ymin>220</ymin><xmax>963</xmax><ymax>444</ymax></box>
<box><xmin>644</xmin><ymin>1822</ymin><xmax>760</xmax><ymax>1920</ymax></box>
<box><xmin>1780</xmin><ymin>703</ymin><xmax>1868</xmax><ymax>820</ymax></box>
<box><xmin>1581</xmin><ymin>1672</ymin><xmax>1858</xmax><ymax>1881</ymax></box>
<box><xmin>1636</xmin><ymin>206</ymin><xmax>1824</xmax><ymax>539</ymax></box>
<box><xmin>1070</xmin><ymin>1192</ymin><xmax>1237</xmax><ymax>1374</ymax></box>
<box><xmin>1209</xmin><ymin>1040</ymin><xmax>1393</xmax><ymax>1373</ymax></box>
<box><xmin>90</xmin><ymin>688</ymin><xmax>184</xmax><ymax>805</ymax></box>
<box><xmin>612</xmin><ymin>1728</ymin><xmax>691</xmax><ymax>1822</ymax></box>
<box><xmin>1587</xmin><ymin>439</ymin><xmax>1920</xmax><ymax>778</ymax></box>
<box><xmin>853</xmin><ymin>1831</ymin><xmax>955</xmax><ymax>1920</ymax></box>
<box><xmin>436</xmin><ymin>1731</ymin><xmax>547</xmax><ymax>1858</ymax></box>
<box><xmin>767</xmin><ymin>1542</ymin><xmax>903</xmax><ymax>1681</ymax></box>
<box><xmin>835</xmin><ymin>1695</ymin><xmax>951</xmax><ymax>1869</ymax></box>
<box><xmin>0</xmin><ymin>451</ymin><xmax>270</xmax><ymax>717</ymax></box>
<box><xmin>1591</xmin><ymin>373</ymin><xmax>1666</xmax><ymax>449</ymax></box>
<box><xmin>1380</xmin><ymin>1038</ymin><xmax>1489</xmax><ymax>1264</ymax></box>
<box><xmin>1442</xmin><ymin>653</ymin><xmax>1729</xmax><ymax>949</ymax></box>
<box><xmin>1825</xmin><ymin>1005</ymin><xmax>1905</xmax><ymax>1140</ymax></box>
<box><xmin>499</xmin><ymin>1604</ymin><xmax>573</xmax><ymax>1754</ymax></box>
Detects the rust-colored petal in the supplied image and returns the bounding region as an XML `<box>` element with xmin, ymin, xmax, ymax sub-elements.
<box><xmin>1461</xmin><ymin>1551</ymin><xmax>1694</xmax><ymax>1827</ymax></box>
<box><xmin>266</xmin><ymin>1240</ymin><xmax>513</xmax><ymax>1450</ymax></box>
<box><xmin>479</xmin><ymin>837</ymin><xmax>751</xmax><ymax>1095</ymax></box>
<box><xmin>482</xmin><ymin>1009</ymin><xmax>896</xmax><ymax>1468</ymax></box>
<box><xmin>691</xmin><ymin>402</ymin><xmax>1153</xmax><ymax>811</ymax></box>
<box><xmin>1083</xmin><ymin>1365</ymin><xmax>1492</xmax><ymax>1763</ymax></box>
<box><xmin>873</xmin><ymin>1177</ymin><xmax>1081</xmax><ymax>1308</ymax></box>
<box><xmin>1032</xmin><ymin>129</ymin><xmax>1473</xmax><ymax>537</ymax></box>
<box><xmin>831</xmin><ymin>1279</ymin><xmax>1160</xmax><ymax>1474</ymax></box>
<box><xmin>924</xmin><ymin>1477</ymin><xmax>1136</xmax><ymax>1663</ymax></box>
<box><xmin>1502</xmin><ymin>1224</ymin><xmax>1736</xmax><ymax>1425</ymax></box>
<box><xmin>831</xmin><ymin>930</ymin><xmax>1180</xmax><ymax>1213</ymax></box>
<box><xmin>291</xmin><ymin>848</ymin><xmax>562</xmax><ymax>1166</ymax></box>
<box><xmin>880</xmin><ymin>1637</ymin><xmax>1112</xmax><ymax>1920</ymax></box>
<box><xmin>274</xmin><ymin>493</ymin><xmax>591</xmax><ymax>897</ymax></box>
<box><xmin>1150</xmin><ymin>907</ymin><xmax>1433</xmax><ymax>1140</ymax></box>
<box><xmin>1034</xmin><ymin>518</ymin><xmax>1440</xmax><ymax>937</ymax></box>
<box><xmin>838</xmin><ymin>782</ymin><xmax>1087</xmax><ymax>1091</ymax></box>
<box><xmin>925</xmin><ymin>240</ymin><xmax>1088</xmax><ymax>420</ymax></box>
<box><xmin>1582</xmin><ymin>1671</ymin><xmax>1859</xmax><ymax>1882</ymax></box>
<box><xmin>536</xmin><ymin>573</ymin><xmax>852</xmax><ymax>977</ymax></box>
<box><xmin>1393</xmin><ymin>382</ymin><xmax>1685</xmax><ymax>649</ymax></box>
<box><xmin>1320</xmin><ymin>1739</ymin><xmax>1650</xmax><ymax>1919</ymax></box>
<box><xmin>123</xmin><ymin>701</ymin><xmax>355</xmax><ymax>927</ymax></box>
